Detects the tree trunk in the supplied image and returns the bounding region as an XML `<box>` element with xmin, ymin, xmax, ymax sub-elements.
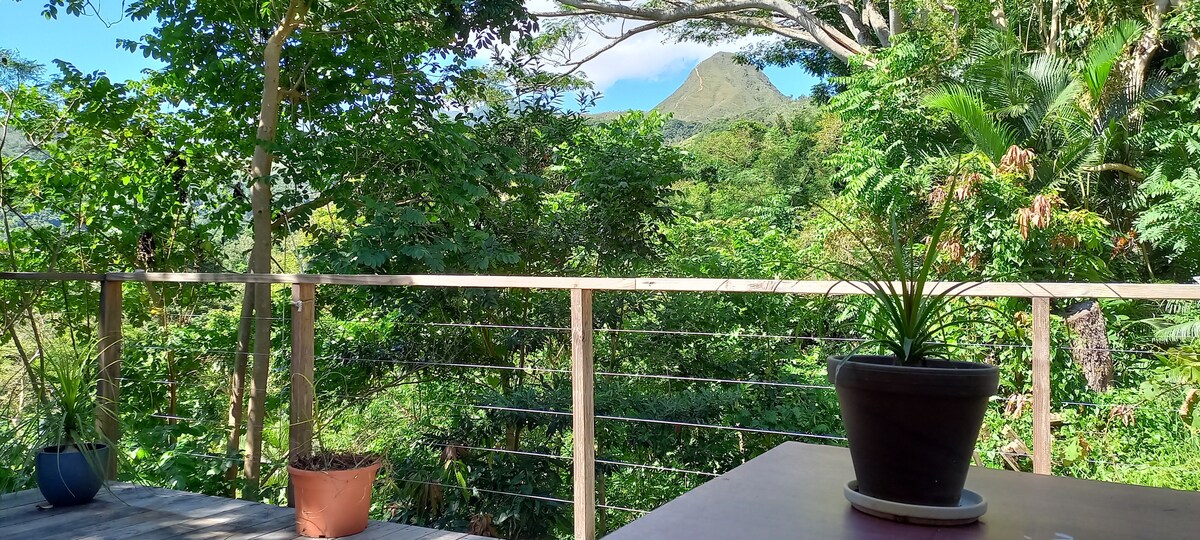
<box><xmin>243</xmin><ymin>0</ymin><xmax>309</xmax><ymax>499</ymax></box>
<box><xmin>888</xmin><ymin>0</ymin><xmax>904</xmax><ymax>37</ymax></box>
<box><xmin>990</xmin><ymin>0</ymin><xmax>1008</xmax><ymax>29</ymax></box>
<box><xmin>1046</xmin><ymin>0</ymin><xmax>1061</xmax><ymax>54</ymax></box>
<box><xmin>597</xmin><ymin>464</ymin><xmax>608</xmax><ymax>535</ymax></box>
<box><xmin>1127</xmin><ymin>0</ymin><xmax>1171</xmax><ymax>99</ymax></box>
<box><xmin>5</xmin><ymin>325</ymin><xmax>38</xmax><ymax>401</ymax></box>
<box><xmin>145</xmin><ymin>283</ymin><xmax>177</xmax><ymax>434</ymax></box>
<box><xmin>17</xmin><ymin>373</ymin><xmax>25</xmax><ymax>425</ymax></box>
<box><xmin>864</xmin><ymin>0</ymin><xmax>891</xmax><ymax>47</ymax></box>
<box><xmin>224</xmin><ymin>285</ymin><xmax>254</xmax><ymax>496</ymax></box>
<box><xmin>835</xmin><ymin>0</ymin><xmax>872</xmax><ymax>46</ymax></box>
<box><xmin>1064</xmin><ymin>301</ymin><xmax>1114</xmax><ymax>393</ymax></box>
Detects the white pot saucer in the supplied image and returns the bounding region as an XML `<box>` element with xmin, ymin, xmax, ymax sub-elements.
<box><xmin>843</xmin><ymin>480</ymin><xmax>986</xmax><ymax>526</ymax></box>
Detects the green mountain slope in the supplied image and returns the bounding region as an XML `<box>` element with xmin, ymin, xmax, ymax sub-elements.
<box><xmin>653</xmin><ymin>52</ymin><xmax>792</xmax><ymax>123</ymax></box>
<box><xmin>589</xmin><ymin>52</ymin><xmax>801</xmax><ymax>142</ymax></box>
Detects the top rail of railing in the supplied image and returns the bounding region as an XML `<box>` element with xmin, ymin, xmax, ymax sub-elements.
<box><xmin>1</xmin><ymin>272</ymin><xmax>1199</xmax><ymax>300</ymax></box>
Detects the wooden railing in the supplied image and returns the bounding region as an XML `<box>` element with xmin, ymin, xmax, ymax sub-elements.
<box><xmin>3</xmin><ymin>271</ymin><xmax>1199</xmax><ymax>539</ymax></box>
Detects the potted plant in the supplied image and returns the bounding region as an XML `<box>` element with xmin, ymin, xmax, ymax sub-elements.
<box><xmin>20</xmin><ymin>340</ymin><xmax>114</xmax><ymax>506</ymax></box>
<box><xmin>823</xmin><ymin>183</ymin><xmax>1000</xmax><ymax>522</ymax></box>
<box><xmin>289</xmin><ymin>451</ymin><xmax>383</xmax><ymax>538</ymax></box>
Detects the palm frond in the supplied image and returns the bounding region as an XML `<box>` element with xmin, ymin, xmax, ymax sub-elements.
<box><xmin>925</xmin><ymin>87</ymin><xmax>1018</xmax><ymax>165</ymax></box>
<box><xmin>1082</xmin><ymin>20</ymin><xmax>1144</xmax><ymax>105</ymax></box>
<box><xmin>1023</xmin><ymin>55</ymin><xmax>1079</xmax><ymax>138</ymax></box>
<box><xmin>1155</xmin><ymin>320</ymin><xmax>1200</xmax><ymax>344</ymax></box>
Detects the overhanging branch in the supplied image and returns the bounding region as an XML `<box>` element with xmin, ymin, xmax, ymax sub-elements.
<box><xmin>548</xmin><ymin>0</ymin><xmax>869</xmax><ymax>62</ymax></box>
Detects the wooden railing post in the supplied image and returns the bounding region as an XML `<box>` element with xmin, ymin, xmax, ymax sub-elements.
<box><xmin>1032</xmin><ymin>297</ymin><xmax>1052</xmax><ymax>475</ymax></box>
<box><xmin>570</xmin><ymin>288</ymin><xmax>596</xmax><ymax>540</ymax></box>
<box><xmin>96</xmin><ymin>279</ymin><xmax>123</xmax><ymax>480</ymax></box>
<box><xmin>287</xmin><ymin>282</ymin><xmax>316</xmax><ymax>507</ymax></box>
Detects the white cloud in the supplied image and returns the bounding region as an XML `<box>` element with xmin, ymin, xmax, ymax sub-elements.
<box><xmin>525</xmin><ymin>1</ymin><xmax>766</xmax><ymax>91</ymax></box>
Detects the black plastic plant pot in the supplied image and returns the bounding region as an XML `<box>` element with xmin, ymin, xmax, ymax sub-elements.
<box><xmin>36</xmin><ymin>443</ymin><xmax>109</xmax><ymax>506</ymax></box>
<box><xmin>827</xmin><ymin>355</ymin><xmax>999</xmax><ymax>507</ymax></box>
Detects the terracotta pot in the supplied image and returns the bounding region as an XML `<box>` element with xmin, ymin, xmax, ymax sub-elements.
<box><xmin>289</xmin><ymin>461</ymin><xmax>382</xmax><ymax>538</ymax></box>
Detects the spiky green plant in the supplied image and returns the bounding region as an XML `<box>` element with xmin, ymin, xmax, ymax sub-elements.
<box><xmin>37</xmin><ymin>340</ymin><xmax>106</xmax><ymax>448</ymax></box>
<box><xmin>1</xmin><ymin>338</ymin><xmax>113</xmax><ymax>467</ymax></box>
<box><xmin>822</xmin><ymin>175</ymin><xmax>996</xmax><ymax>367</ymax></box>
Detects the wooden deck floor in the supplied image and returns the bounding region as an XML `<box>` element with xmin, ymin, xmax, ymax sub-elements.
<box><xmin>0</xmin><ymin>482</ymin><xmax>489</xmax><ymax>540</ymax></box>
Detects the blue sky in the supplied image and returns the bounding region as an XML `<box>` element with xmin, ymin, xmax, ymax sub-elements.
<box><xmin>0</xmin><ymin>1</ymin><xmax>818</xmax><ymax>112</ymax></box>
<box><xmin>0</xmin><ymin>1</ymin><xmax>162</xmax><ymax>82</ymax></box>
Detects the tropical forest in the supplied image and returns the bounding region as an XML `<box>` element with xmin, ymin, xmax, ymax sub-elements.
<box><xmin>1</xmin><ymin>0</ymin><xmax>1199</xmax><ymax>538</ymax></box>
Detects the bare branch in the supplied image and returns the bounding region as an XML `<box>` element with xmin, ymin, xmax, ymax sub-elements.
<box><xmin>554</xmin><ymin>0</ymin><xmax>869</xmax><ymax>61</ymax></box>
<box><xmin>563</xmin><ymin>20</ymin><xmax>670</xmax><ymax>72</ymax></box>
<box><xmin>835</xmin><ymin>0</ymin><xmax>872</xmax><ymax>45</ymax></box>
<box><xmin>1083</xmin><ymin>163</ymin><xmax>1145</xmax><ymax>180</ymax></box>
<box><xmin>532</xmin><ymin>10</ymin><xmax>603</xmax><ymax>18</ymax></box>
<box><xmin>701</xmin><ymin>14</ymin><xmax>817</xmax><ymax>45</ymax></box>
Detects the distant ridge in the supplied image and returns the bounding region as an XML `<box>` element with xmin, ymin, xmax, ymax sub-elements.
<box><xmin>587</xmin><ymin>52</ymin><xmax>804</xmax><ymax>142</ymax></box>
<box><xmin>652</xmin><ymin>52</ymin><xmax>792</xmax><ymax>124</ymax></box>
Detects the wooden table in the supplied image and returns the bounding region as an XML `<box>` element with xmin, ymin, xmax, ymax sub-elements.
<box><xmin>606</xmin><ymin>442</ymin><xmax>1200</xmax><ymax>539</ymax></box>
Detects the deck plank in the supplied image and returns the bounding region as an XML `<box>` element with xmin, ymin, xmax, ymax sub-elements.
<box><xmin>137</xmin><ymin>499</ymin><xmax>291</xmax><ymax>540</ymax></box>
<box><xmin>0</xmin><ymin>481</ymin><xmax>146</xmax><ymax>510</ymax></box>
<box><xmin>239</xmin><ymin>529</ymin><xmax>300</xmax><ymax>540</ymax></box>
<box><xmin>70</xmin><ymin>492</ymin><xmax>253</xmax><ymax>539</ymax></box>
<box><xmin>411</xmin><ymin>531</ymin><xmax>470</xmax><ymax>540</ymax></box>
<box><xmin>0</xmin><ymin>483</ymin><xmax>162</xmax><ymax>529</ymax></box>
<box><xmin>210</xmin><ymin>513</ymin><xmax>296</xmax><ymax>540</ymax></box>
<box><xmin>0</xmin><ymin>488</ymin><xmax>52</xmax><ymax>510</ymax></box>
<box><xmin>371</xmin><ymin>527</ymin><xmax>424</xmax><ymax>540</ymax></box>
<box><xmin>3</xmin><ymin>483</ymin><xmax>486</xmax><ymax>540</ymax></box>
<box><xmin>46</xmin><ymin>487</ymin><xmax>206</xmax><ymax>540</ymax></box>
<box><xmin>4</xmin><ymin>498</ymin><xmax>150</xmax><ymax>536</ymax></box>
<box><xmin>341</xmin><ymin>521</ymin><xmax>412</xmax><ymax>539</ymax></box>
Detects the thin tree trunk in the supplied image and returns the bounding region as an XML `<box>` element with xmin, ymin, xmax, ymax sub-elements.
<box><xmin>243</xmin><ymin>0</ymin><xmax>309</xmax><ymax>499</ymax></box>
<box><xmin>1035</xmin><ymin>1</ymin><xmax>1045</xmax><ymax>52</ymax></box>
<box><xmin>17</xmin><ymin>374</ymin><xmax>25</xmax><ymax>424</ymax></box>
<box><xmin>145</xmin><ymin>283</ymin><xmax>177</xmax><ymax>433</ymax></box>
<box><xmin>597</xmin><ymin>464</ymin><xmax>608</xmax><ymax>535</ymax></box>
<box><xmin>888</xmin><ymin>0</ymin><xmax>904</xmax><ymax>37</ymax></box>
<box><xmin>6</xmin><ymin>325</ymin><xmax>40</xmax><ymax>401</ymax></box>
<box><xmin>0</xmin><ymin>165</ymin><xmax>43</xmax><ymax>401</ymax></box>
<box><xmin>224</xmin><ymin>285</ymin><xmax>254</xmax><ymax>496</ymax></box>
<box><xmin>1046</xmin><ymin>0</ymin><xmax>1061</xmax><ymax>54</ymax></box>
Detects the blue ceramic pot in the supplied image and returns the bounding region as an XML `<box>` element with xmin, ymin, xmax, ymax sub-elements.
<box><xmin>36</xmin><ymin>443</ymin><xmax>109</xmax><ymax>506</ymax></box>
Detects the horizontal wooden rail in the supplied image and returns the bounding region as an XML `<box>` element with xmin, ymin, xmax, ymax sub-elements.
<box><xmin>2</xmin><ymin>272</ymin><xmax>1199</xmax><ymax>299</ymax></box>
<box><xmin>0</xmin><ymin>272</ymin><xmax>106</xmax><ymax>281</ymax></box>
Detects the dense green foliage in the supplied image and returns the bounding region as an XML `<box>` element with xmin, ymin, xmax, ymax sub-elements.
<box><xmin>3</xmin><ymin>1</ymin><xmax>1200</xmax><ymax>538</ymax></box>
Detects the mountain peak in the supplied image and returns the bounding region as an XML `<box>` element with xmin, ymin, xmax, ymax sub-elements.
<box><xmin>653</xmin><ymin>53</ymin><xmax>791</xmax><ymax>124</ymax></box>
